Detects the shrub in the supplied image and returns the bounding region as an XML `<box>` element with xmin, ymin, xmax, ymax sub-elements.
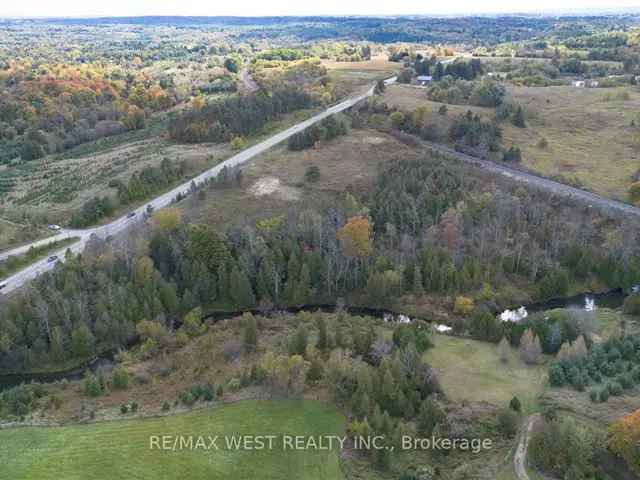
<box><xmin>608</xmin><ymin>409</ymin><xmax>640</xmax><ymax>477</ymax></box>
<box><xmin>227</xmin><ymin>378</ymin><xmax>241</xmax><ymax>392</ymax></box>
<box><xmin>453</xmin><ymin>296</ymin><xmax>474</xmax><ymax>315</ymax></box>
<box><xmin>623</xmin><ymin>294</ymin><xmax>640</xmax><ymax>315</ymax></box>
<box><xmin>390</xmin><ymin>111</ymin><xmax>406</xmax><ymax>129</ymax></box>
<box><xmin>120</xmin><ymin>404</ymin><xmax>128</xmax><ymax>414</ymax></box>
<box><xmin>202</xmin><ymin>384</ymin><xmax>215</xmax><ymax>402</ymax></box>
<box><xmin>502</xmin><ymin>146</ymin><xmax>522</xmax><ymax>162</ymax></box>
<box><xmin>497</xmin><ymin>409</ymin><xmax>519</xmax><ymax>438</ymax></box>
<box><xmin>230</xmin><ymin>136</ymin><xmax>246</xmax><ymax>150</ymax></box>
<box><xmin>618</xmin><ymin>373</ymin><xmax>634</xmax><ymax>389</ymax></box>
<box><xmin>83</xmin><ymin>371</ymin><xmax>104</xmax><ymax>398</ymax></box>
<box><xmin>179</xmin><ymin>391</ymin><xmax>195</xmax><ymax>406</ymax></box>
<box><xmin>162</xmin><ymin>401</ymin><xmax>171</xmax><ymax>411</ymax></box>
<box><xmin>304</xmin><ymin>165</ymin><xmax>321</xmax><ymax>183</ymax></box>
<box><xmin>130</xmin><ymin>402</ymin><xmax>138</xmax><ymax>413</ymax></box>
<box><xmin>599</xmin><ymin>386</ymin><xmax>610</xmax><ymax>402</ymax></box>
<box><xmin>572</xmin><ymin>373</ymin><xmax>586</xmax><ymax>392</ymax></box>
<box><xmin>608</xmin><ymin>381</ymin><xmax>623</xmax><ymax>396</ymax></box>
<box><xmin>509</xmin><ymin>396</ymin><xmax>522</xmax><ymax>412</ymax></box>
<box><xmin>529</xmin><ymin>417</ymin><xmax>595</xmax><ymax>479</ymax></box>
<box><xmin>588</xmin><ymin>388</ymin><xmax>599</xmax><ymax>403</ymax></box>
<box><xmin>512</xmin><ymin>105</ymin><xmax>526</xmax><ymax>128</ymax></box>
<box><xmin>111</xmin><ymin>367</ymin><xmax>129</xmax><ymax>390</ymax></box>
<box><xmin>549</xmin><ymin>364</ymin><xmax>566</xmax><ymax>387</ymax></box>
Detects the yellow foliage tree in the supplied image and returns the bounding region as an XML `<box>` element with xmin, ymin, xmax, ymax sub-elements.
<box><xmin>608</xmin><ymin>409</ymin><xmax>640</xmax><ymax>476</ymax></box>
<box><xmin>629</xmin><ymin>182</ymin><xmax>640</xmax><ymax>205</ymax></box>
<box><xmin>152</xmin><ymin>208</ymin><xmax>182</xmax><ymax>232</ymax></box>
<box><xmin>337</xmin><ymin>216</ymin><xmax>372</xmax><ymax>258</ymax></box>
<box><xmin>230</xmin><ymin>136</ymin><xmax>246</xmax><ymax>150</ymax></box>
<box><xmin>191</xmin><ymin>96</ymin><xmax>205</xmax><ymax>111</ymax></box>
<box><xmin>453</xmin><ymin>296</ymin><xmax>474</xmax><ymax>316</ymax></box>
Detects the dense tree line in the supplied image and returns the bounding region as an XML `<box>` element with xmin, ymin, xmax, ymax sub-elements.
<box><xmin>169</xmin><ymin>87</ymin><xmax>313</xmax><ymax>143</ymax></box>
<box><xmin>427</xmin><ymin>77</ymin><xmax>505</xmax><ymax>107</ymax></box>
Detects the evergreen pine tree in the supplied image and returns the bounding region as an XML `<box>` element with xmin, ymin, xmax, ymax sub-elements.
<box><xmin>217</xmin><ymin>263</ymin><xmax>229</xmax><ymax>301</ymax></box>
<box><xmin>243</xmin><ymin>313</ymin><xmax>258</xmax><ymax>352</ymax></box>
<box><xmin>295</xmin><ymin>263</ymin><xmax>311</xmax><ymax>305</ymax></box>
<box><xmin>413</xmin><ymin>265</ymin><xmax>424</xmax><ymax>295</ymax></box>
<box><xmin>316</xmin><ymin>314</ymin><xmax>329</xmax><ymax>351</ymax></box>
<box><xmin>513</xmin><ymin>106</ymin><xmax>526</xmax><ymax>128</ymax></box>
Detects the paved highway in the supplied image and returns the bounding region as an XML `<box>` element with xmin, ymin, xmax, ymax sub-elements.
<box><xmin>0</xmin><ymin>81</ymin><xmax>386</xmax><ymax>296</ymax></box>
<box><xmin>0</xmin><ymin>229</ymin><xmax>86</xmax><ymax>262</ymax></box>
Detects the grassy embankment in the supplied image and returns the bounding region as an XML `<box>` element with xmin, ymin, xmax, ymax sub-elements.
<box><xmin>0</xmin><ymin>237</ymin><xmax>79</xmax><ymax>279</ymax></box>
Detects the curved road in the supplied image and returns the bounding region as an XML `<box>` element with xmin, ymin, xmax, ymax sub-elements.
<box><xmin>0</xmin><ymin>81</ymin><xmax>387</xmax><ymax>296</ymax></box>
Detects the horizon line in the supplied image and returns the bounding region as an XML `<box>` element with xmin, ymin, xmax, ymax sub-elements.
<box><xmin>2</xmin><ymin>8</ymin><xmax>640</xmax><ymax>20</ymax></box>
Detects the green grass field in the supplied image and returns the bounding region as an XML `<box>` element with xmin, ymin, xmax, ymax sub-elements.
<box><xmin>424</xmin><ymin>334</ymin><xmax>546</xmax><ymax>412</ymax></box>
<box><xmin>0</xmin><ymin>400</ymin><xmax>346</xmax><ymax>480</ymax></box>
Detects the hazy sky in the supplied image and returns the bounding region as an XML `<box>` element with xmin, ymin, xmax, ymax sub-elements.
<box><xmin>2</xmin><ymin>0</ymin><xmax>639</xmax><ymax>17</ymax></box>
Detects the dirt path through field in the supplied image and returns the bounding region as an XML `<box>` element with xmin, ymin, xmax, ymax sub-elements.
<box><xmin>514</xmin><ymin>414</ymin><xmax>540</xmax><ymax>480</ymax></box>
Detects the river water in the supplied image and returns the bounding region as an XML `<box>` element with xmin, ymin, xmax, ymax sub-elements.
<box><xmin>498</xmin><ymin>288</ymin><xmax>626</xmax><ymax>323</ymax></box>
<box><xmin>0</xmin><ymin>290</ymin><xmax>629</xmax><ymax>392</ymax></box>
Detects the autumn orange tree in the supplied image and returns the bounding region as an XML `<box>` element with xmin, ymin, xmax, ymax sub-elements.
<box><xmin>337</xmin><ymin>216</ymin><xmax>372</xmax><ymax>258</ymax></box>
<box><xmin>337</xmin><ymin>216</ymin><xmax>372</xmax><ymax>289</ymax></box>
<box><xmin>608</xmin><ymin>409</ymin><xmax>640</xmax><ymax>476</ymax></box>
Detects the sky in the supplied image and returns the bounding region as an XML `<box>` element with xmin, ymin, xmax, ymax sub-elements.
<box><xmin>1</xmin><ymin>0</ymin><xmax>640</xmax><ymax>18</ymax></box>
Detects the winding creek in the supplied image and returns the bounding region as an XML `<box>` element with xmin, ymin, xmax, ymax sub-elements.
<box><xmin>0</xmin><ymin>289</ymin><xmax>629</xmax><ymax>392</ymax></box>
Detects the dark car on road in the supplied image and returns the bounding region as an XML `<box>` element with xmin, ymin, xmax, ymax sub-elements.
<box><xmin>127</xmin><ymin>212</ymin><xmax>136</xmax><ymax>218</ymax></box>
<box><xmin>47</xmin><ymin>255</ymin><xmax>59</xmax><ymax>263</ymax></box>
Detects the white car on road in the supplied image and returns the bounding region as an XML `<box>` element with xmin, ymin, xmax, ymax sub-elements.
<box><xmin>48</xmin><ymin>224</ymin><xmax>62</xmax><ymax>231</ymax></box>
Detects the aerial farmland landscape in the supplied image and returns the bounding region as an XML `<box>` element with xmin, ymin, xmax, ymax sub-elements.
<box><xmin>1</xmin><ymin>2</ymin><xmax>640</xmax><ymax>479</ymax></box>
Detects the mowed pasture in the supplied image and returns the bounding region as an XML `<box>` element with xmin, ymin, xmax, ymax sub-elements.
<box><xmin>383</xmin><ymin>83</ymin><xmax>640</xmax><ymax>202</ymax></box>
<box><xmin>0</xmin><ymin>400</ymin><xmax>346</xmax><ymax>480</ymax></box>
<box><xmin>424</xmin><ymin>334</ymin><xmax>546</xmax><ymax>412</ymax></box>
